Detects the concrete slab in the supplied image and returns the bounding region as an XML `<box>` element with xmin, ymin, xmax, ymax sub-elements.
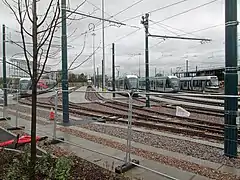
<box><xmin>69</xmin><ymin>86</ymin><xmax>89</xmax><ymax>103</ymax></box>
<box><xmin>85</xmin><ymin>153</ymin><xmax>123</xmax><ymax>171</ymax></box>
<box><xmin>218</xmin><ymin>165</ymin><xmax>240</xmax><ymax>176</ymax></box>
<box><xmin>191</xmin><ymin>175</ymin><xmax>212</xmax><ymax>180</ymax></box>
<box><xmin>94</xmin><ymin>87</ymin><xmax>126</xmax><ymax>100</ymax></box>
<box><xmin>127</xmin><ymin>158</ymin><xmax>195</xmax><ymax>180</ymax></box>
<box><xmin>0</xmin><ymin>127</ymin><xmax>15</xmax><ymax>143</ymax></box>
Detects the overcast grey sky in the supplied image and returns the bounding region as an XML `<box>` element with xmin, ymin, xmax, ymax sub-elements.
<box><xmin>0</xmin><ymin>0</ymin><xmax>239</xmax><ymax>77</ymax></box>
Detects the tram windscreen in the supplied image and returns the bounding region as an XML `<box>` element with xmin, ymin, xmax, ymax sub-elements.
<box><xmin>210</xmin><ymin>77</ymin><xmax>218</xmax><ymax>86</ymax></box>
<box><xmin>128</xmin><ymin>78</ymin><xmax>138</xmax><ymax>89</ymax></box>
<box><xmin>20</xmin><ymin>80</ymin><xmax>30</xmax><ymax>90</ymax></box>
<box><xmin>170</xmin><ymin>78</ymin><xmax>179</xmax><ymax>86</ymax></box>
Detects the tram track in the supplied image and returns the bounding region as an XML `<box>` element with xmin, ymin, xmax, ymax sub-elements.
<box><xmin>143</xmin><ymin>95</ymin><xmax>225</xmax><ymax>117</ymax></box>
<box><xmin>82</xmin><ymin>87</ymin><xmax>240</xmax><ymax>141</ymax></box>
<box><xmin>17</xmin><ymin>86</ymin><xmax>240</xmax><ymax>143</ymax></box>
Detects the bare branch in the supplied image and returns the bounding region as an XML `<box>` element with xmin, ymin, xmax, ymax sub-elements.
<box><xmin>37</xmin><ymin>0</ymin><xmax>54</xmax><ymax>27</ymax></box>
<box><xmin>2</xmin><ymin>0</ymin><xmax>21</xmax><ymax>24</ymax></box>
<box><xmin>68</xmin><ymin>32</ymin><xmax>87</xmax><ymax>69</ymax></box>
<box><xmin>69</xmin><ymin>45</ymin><xmax>101</xmax><ymax>71</ymax></box>
<box><xmin>37</xmin><ymin>0</ymin><xmax>60</xmax><ymax>82</ymax></box>
<box><xmin>37</xmin><ymin>0</ymin><xmax>86</xmax><ymax>34</ymax></box>
<box><xmin>37</xmin><ymin>1</ymin><xmax>60</xmax><ymax>50</ymax></box>
<box><xmin>24</xmin><ymin>0</ymin><xmax>33</xmax><ymax>23</ymax></box>
<box><xmin>7</xmin><ymin>38</ymin><xmax>33</xmax><ymax>58</ymax></box>
<box><xmin>0</xmin><ymin>59</ymin><xmax>30</xmax><ymax>75</ymax></box>
<box><xmin>17</xmin><ymin>0</ymin><xmax>33</xmax><ymax>78</ymax></box>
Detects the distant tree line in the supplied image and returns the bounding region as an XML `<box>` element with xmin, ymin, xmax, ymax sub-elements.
<box><xmin>56</xmin><ymin>71</ymin><xmax>88</xmax><ymax>83</ymax></box>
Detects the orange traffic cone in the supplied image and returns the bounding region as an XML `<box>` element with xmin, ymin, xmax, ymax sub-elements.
<box><xmin>49</xmin><ymin>108</ymin><xmax>55</xmax><ymax>121</ymax></box>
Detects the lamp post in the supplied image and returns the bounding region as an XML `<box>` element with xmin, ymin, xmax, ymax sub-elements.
<box><xmin>92</xmin><ymin>33</ymin><xmax>96</xmax><ymax>87</ymax></box>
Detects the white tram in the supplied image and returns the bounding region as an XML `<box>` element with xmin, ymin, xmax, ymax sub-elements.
<box><xmin>19</xmin><ymin>78</ymin><xmax>57</xmax><ymax>95</ymax></box>
<box><xmin>180</xmin><ymin>76</ymin><xmax>219</xmax><ymax>92</ymax></box>
<box><xmin>138</xmin><ymin>76</ymin><xmax>180</xmax><ymax>93</ymax></box>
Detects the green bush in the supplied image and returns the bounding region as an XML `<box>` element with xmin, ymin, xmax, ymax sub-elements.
<box><xmin>4</xmin><ymin>148</ymin><xmax>73</xmax><ymax>180</ymax></box>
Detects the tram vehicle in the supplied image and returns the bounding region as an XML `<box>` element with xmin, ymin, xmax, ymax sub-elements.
<box><xmin>114</xmin><ymin>75</ymin><xmax>139</xmax><ymax>96</ymax></box>
<box><xmin>87</xmin><ymin>79</ymin><xmax>93</xmax><ymax>86</ymax></box>
<box><xmin>138</xmin><ymin>76</ymin><xmax>180</xmax><ymax>93</ymax></box>
<box><xmin>19</xmin><ymin>78</ymin><xmax>57</xmax><ymax>96</ymax></box>
<box><xmin>7</xmin><ymin>77</ymin><xmax>21</xmax><ymax>91</ymax></box>
<box><xmin>180</xmin><ymin>76</ymin><xmax>219</xmax><ymax>92</ymax></box>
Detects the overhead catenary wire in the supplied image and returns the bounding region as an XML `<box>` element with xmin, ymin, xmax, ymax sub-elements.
<box><xmin>102</xmin><ymin>0</ymin><xmax>221</xmax><ymax>49</ymax></box>
<box><xmin>121</xmin><ymin>0</ymin><xmax>191</xmax><ymax>22</ymax></box>
<box><xmin>151</xmin><ymin>0</ymin><xmax>220</xmax><ymax>25</ymax></box>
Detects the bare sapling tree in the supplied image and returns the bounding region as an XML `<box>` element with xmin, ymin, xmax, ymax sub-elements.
<box><xmin>3</xmin><ymin>0</ymin><xmax>61</xmax><ymax>178</ymax></box>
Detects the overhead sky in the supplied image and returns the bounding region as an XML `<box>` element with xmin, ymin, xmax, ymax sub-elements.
<box><xmin>0</xmin><ymin>0</ymin><xmax>239</xmax><ymax>77</ymax></box>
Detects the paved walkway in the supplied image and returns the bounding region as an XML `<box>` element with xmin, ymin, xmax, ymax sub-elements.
<box><xmin>0</xmin><ymin>111</ymin><xmax>212</xmax><ymax>180</ymax></box>
<box><xmin>69</xmin><ymin>86</ymin><xmax>90</xmax><ymax>103</ymax></box>
<box><xmin>37</xmin><ymin>87</ymin><xmax>75</xmax><ymax>98</ymax></box>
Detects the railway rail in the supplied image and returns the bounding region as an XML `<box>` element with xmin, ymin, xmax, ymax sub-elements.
<box><xmin>17</xmin><ymin>86</ymin><xmax>240</xmax><ymax>143</ymax></box>
<box><xmin>135</xmin><ymin>96</ymin><xmax>224</xmax><ymax>117</ymax></box>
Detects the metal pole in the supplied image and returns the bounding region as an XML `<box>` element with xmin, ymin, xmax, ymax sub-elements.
<box><xmin>155</xmin><ymin>67</ymin><xmax>156</xmax><ymax>76</ymax></box>
<box><xmin>112</xmin><ymin>43</ymin><xmax>115</xmax><ymax>97</ymax></box>
<box><xmin>102</xmin><ymin>60</ymin><xmax>104</xmax><ymax>89</ymax></box>
<box><xmin>97</xmin><ymin>67</ymin><xmax>99</xmax><ymax>88</ymax></box>
<box><xmin>16</xmin><ymin>89</ymin><xmax>19</xmax><ymax>127</ymax></box>
<box><xmin>196</xmin><ymin>66</ymin><xmax>198</xmax><ymax>76</ymax></box>
<box><xmin>127</xmin><ymin>93</ymin><xmax>133</xmax><ymax>162</ymax></box>
<box><xmin>186</xmin><ymin>60</ymin><xmax>188</xmax><ymax>77</ymax></box>
<box><xmin>92</xmin><ymin>33</ymin><xmax>96</xmax><ymax>87</ymax></box>
<box><xmin>54</xmin><ymin>90</ymin><xmax>58</xmax><ymax>140</ymax></box>
<box><xmin>138</xmin><ymin>54</ymin><xmax>141</xmax><ymax>77</ymax></box>
<box><xmin>102</xmin><ymin>0</ymin><xmax>105</xmax><ymax>91</ymax></box>
<box><xmin>141</xmin><ymin>13</ymin><xmax>150</xmax><ymax>107</ymax></box>
<box><xmin>2</xmin><ymin>24</ymin><xmax>7</xmax><ymax>106</ymax></box>
<box><xmin>61</xmin><ymin>0</ymin><xmax>69</xmax><ymax>123</ymax></box>
<box><xmin>224</xmin><ymin>0</ymin><xmax>238</xmax><ymax>157</ymax></box>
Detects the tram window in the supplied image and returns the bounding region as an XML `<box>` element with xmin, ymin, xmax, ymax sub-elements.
<box><xmin>206</xmin><ymin>80</ymin><xmax>210</xmax><ymax>86</ymax></box>
<box><xmin>156</xmin><ymin>80</ymin><xmax>160</xmax><ymax>87</ymax></box>
<box><xmin>120</xmin><ymin>80</ymin><xmax>124</xmax><ymax>87</ymax></box>
<box><xmin>151</xmin><ymin>80</ymin><xmax>155</xmax><ymax>88</ymax></box>
<box><xmin>159</xmin><ymin>80</ymin><xmax>163</xmax><ymax>88</ymax></box>
<box><xmin>193</xmin><ymin>80</ymin><xmax>199</xmax><ymax>87</ymax></box>
<box><xmin>166</xmin><ymin>79</ymin><xmax>170</xmax><ymax>88</ymax></box>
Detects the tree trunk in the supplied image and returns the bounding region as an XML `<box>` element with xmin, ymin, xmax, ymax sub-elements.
<box><xmin>30</xmin><ymin>0</ymin><xmax>38</xmax><ymax>179</ymax></box>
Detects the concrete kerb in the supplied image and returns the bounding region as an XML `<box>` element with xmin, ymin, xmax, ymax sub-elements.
<box><xmin>59</xmin><ymin>89</ymin><xmax>140</xmax><ymax>174</ymax></box>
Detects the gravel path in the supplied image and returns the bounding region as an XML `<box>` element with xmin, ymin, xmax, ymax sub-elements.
<box><xmin>79</xmin><ymin>123</ymin><xmax>240</xmax><ymax>168</ymax></box>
